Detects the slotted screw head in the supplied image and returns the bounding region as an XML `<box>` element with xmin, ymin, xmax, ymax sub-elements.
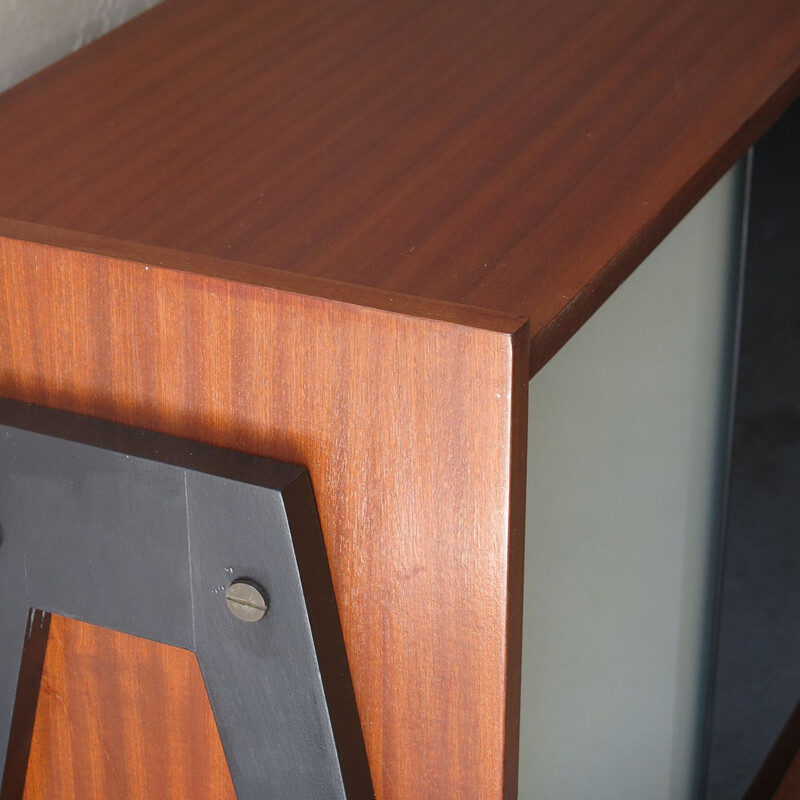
<box><xmin>225</xmin><ymin>579</ymin><xmax>269</xmax><ymax>622</ymax></box>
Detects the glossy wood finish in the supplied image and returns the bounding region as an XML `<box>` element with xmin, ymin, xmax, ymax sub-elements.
<box><xmin>0</xmin><ymin>0</ymin><xmax>797</xmax><ymax>374</ymax></box>
<box><xmin>0</xmin><ymin>234</ymin><xmax>530</xmax><ymax>800</ymax></box>
<box><xmin>17</xmin><ymin>615</ymin><xmax>236</xmax><ymax>800</ymax></box>
<box><xmin>2</xmin><ymin>0</ymin><xmax>797</xmax><ymax>794</ymax></box>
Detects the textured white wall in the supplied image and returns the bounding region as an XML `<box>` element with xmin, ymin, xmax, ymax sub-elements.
<box><xmin>0</xmin><ymin>0</ymin><xmax>161</xmax><ymax>92</ymax></box>
<box><xmin>520</xmin><ymin>166</ymin><xmax>743</xmax><ymax>799</ymax></box>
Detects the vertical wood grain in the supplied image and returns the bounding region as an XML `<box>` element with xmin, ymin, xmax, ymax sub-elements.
<box><xmin>0</xmin><ymin>236</ymin><xmax>529</xmax><ymax>800</ymax></box>
<box><xmin>19</xmin><ymin>615</ymin><xmax>236</xmax><ymax>800</ymax></box>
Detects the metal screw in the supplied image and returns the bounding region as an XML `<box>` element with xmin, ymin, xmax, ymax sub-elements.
<box><xmin>225</xmin><ymin>579</ymin><xmax>269</xmax><ymax>622</ymax></box>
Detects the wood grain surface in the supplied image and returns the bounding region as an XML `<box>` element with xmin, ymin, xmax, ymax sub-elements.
<box><xmin>0</xmin><ymin>235</ymin><xmax>530</xmax><ymax>800</ymax></box>
<box><xmin>0</xmin><ymin>0</ymin><xmax>797</xmax><ymax>374</ymax></box>
<box><xmin>17</xmin><ymin>615</ymin><xmax>236</xmax><ymax>800</ymax></box>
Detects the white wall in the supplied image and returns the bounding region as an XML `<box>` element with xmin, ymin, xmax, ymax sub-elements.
<box><xmin>520</xmin><ymin>167</ymin><xmax>743</xmax><ymax>799</ymax></box>
<box><xmin>0</xmin><ymin>0</ymin><xmax>161</xmax><ymax>92</ymax></box>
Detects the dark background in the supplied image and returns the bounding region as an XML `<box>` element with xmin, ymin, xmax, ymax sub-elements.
<box><xmin>705</xmin><ymin>99</ymin><xmax>800</xmax><ymax>799</ymax></box>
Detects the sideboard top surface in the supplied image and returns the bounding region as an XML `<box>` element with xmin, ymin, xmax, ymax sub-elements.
<box><xmin>0</xmin><ymin>0</ymin><xmax>798</xmax><ymax>373</ymax></box>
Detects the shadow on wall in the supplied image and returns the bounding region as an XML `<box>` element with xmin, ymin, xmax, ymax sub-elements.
<box><xmin>704</xmin><ymin>98</ymin><xmax>800</xmax><ymax>800</ymax></box>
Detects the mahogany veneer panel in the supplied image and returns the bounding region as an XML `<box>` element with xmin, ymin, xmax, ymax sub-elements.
<box><xmin>0</xmin><ymin>0</ymin><xmax>797</xmax><ymax>373</ymax></box>
<box><xmin>19</xmin><ymin>616</ymin><xmax>236</xmax><ymax>800</ymax></box>
<box><xmin>0</xmin><ymin>233</ymin><xmax>530</xmax><ymax>800</ymax></box>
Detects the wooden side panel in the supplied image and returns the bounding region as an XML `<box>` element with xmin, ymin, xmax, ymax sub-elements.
<box><xmin>0</xmin><ymin>237</ymin><xmax>529</xmax><ymax>800</ymax></box>
<box><xmin>19</xmin><ymin>616</ymin><xmax>236</xmax><ymax>800</ymax></box>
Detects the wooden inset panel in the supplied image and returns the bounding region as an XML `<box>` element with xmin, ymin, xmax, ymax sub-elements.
<box><xmin>0</xmin><ymin>236</ymin><xmax>530</xmax><ymax>800</ymax></box>
<box><xmin>20</xmin><ymin>615</ymin><xmax>236</xmax><ymax>800</ymax></box>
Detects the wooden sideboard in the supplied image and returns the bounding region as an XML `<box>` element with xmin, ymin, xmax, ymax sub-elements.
<box><xmin>0</xmin><ymin>0</ymin><xmax>799</xmax><ymax>798</ymax></box>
